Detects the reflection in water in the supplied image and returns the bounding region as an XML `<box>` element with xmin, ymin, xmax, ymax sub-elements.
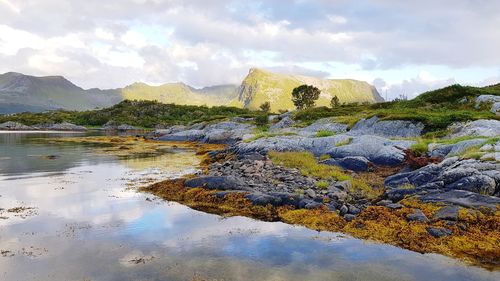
<box><xmin>0</xmin><ymin>132</ymin><xmax>498</xmax><ymax>281</ymax></box>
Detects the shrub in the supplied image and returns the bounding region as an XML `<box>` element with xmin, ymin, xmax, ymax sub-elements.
<box><xmin>254</xmin><ymin>114</ymin><xmax>269</xmax><ymax>127</ymax></box>
<box><xmin>330</xmin><ymin>95</ymin><xmax>340</xmax><ymax>108</ymax></box>
<box><xmin>259</xmin><ymin>101</ymin><xmax>271</xmax><ymax>113</ymax></box>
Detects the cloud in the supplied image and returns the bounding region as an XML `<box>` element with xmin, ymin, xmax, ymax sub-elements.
<box><xmin>0</xmin><ymin>0</ymin><xmax>498</xmax><ymax>93</ymax></box>
<box><xmin>375</xmin><ymin>72</ymin><xmax>456</xmax><ymax>100</ymax></box>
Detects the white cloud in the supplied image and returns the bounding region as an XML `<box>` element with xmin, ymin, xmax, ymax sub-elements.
<box><xmin>95</xmin><ymin>28</ymin><xmax>115</xmax><ymax>40</ymax></box>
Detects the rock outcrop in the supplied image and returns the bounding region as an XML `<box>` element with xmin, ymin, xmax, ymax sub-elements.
<box><xmin>0</xmin><ymin>121</ymin><xmax>33</xmax><ymax>130</ymax></box>
<box><xmin>348</xmin><ymin>116</ymin><xmax>424</xmax><ymax>138</ymax></box>
<box><xmin>447</xmin><ymin>119</ymin><xmax>500</xmax><ymax>138</ymax></box>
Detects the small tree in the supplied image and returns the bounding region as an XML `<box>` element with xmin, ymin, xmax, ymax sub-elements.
<box><xmin>330</xmin><ymin>95</ymin><xmax>339</xmax><ymax>108</ymax></box>
<box><xmin>259</xmin><ymin>101</ymin><xmax>271</xmax><ymax>113</ymax></box>
<box><xmin>292</xmin><ymin>85</ymin><xmax>321</xmax><ymax>110</ymax></box>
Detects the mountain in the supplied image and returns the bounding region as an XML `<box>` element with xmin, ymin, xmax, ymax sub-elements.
<box><xmin>231</xmin><ymin>68</ymin><xmax>383</xmax><ymax>111</ymax></box>
<box><xmin>0</xmin><ymin>72</ymin><xmax>122</xmax><ymax>114</ymax></box>
<box><xmin>121</xmin><ymin>83</ymin><xmax>238</xmax><ymax>106</ymax></box>
<box><xmin>0</xmin><ymin>69</ymin><xmax>382</xmax><ymax>114</ymax></box>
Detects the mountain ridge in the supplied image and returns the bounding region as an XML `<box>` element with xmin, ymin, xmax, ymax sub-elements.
<box><xmin>0</xmin><ymin>69</ymin><xmax>383</xmax><ymax>114</ymax></box>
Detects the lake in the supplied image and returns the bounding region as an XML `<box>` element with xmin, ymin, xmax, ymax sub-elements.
<box><xmin>0</xmin><ymin>132</ymin><xmax>498</xmax><ymax>281</ymax></box>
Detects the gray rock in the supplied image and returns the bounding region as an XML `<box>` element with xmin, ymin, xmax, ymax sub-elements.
<box><xmin>184</xmin><ymin>176</ymin><xmax>250</xmax><ymax>191</ymax></box>
<box><xmin>0</xmin><ymin>121</ymin><xmax>33</xmax><ymax>130</ymax></box>
<box><xmin>117</xmin><ymin>124</ymin><xmax>138</xmax><ymax>131</ymax></box>
<box><xmin>233</xmin><ymin>134</ymin><xmax>351</xmax><ymax>156</ymax></box>
<box><xmin>406</xmin><ymin>209</ymin><xmax>429</xmax><ymax>222</ymax></box>
<box><xmin>348</xmin><ymin>116</ymin><xmax>424</xmax><ymax>138</ymax></box>
<box><xmin>321</xmin><ymin>156</ymin><xmax>370</xmax><ymax>171</ymax></box>
<box><xmin>447</xmin><ymin>119</ymin><xmax>500</xmax><ymax>138</ymax></box>
<box><xmin>48</xmin><ymin>122</ymin><xmax>87</xmax><ymax>131</ymax></box>
<box><xmin>446</xmin><ymin>175</ymin><xmax>496</xmax><ymax>195</ymax></box>
<box><xmin>433</xmin><ymin>205</ymin><xmax>459</xmax><ymax>221</ymax></box>
<box><xmin>269</xmin><ymin>116</ymin><xmax>295</xmax><ymax>131</ymax></box>
<box><xmin>339</xmin><ymin>205</ymin><xmax>349</xmax><ymax>215</ymax></box>
<box><xmin>300</xmin><ymin>118</ymin><xmax>348</xmax><ymax>136</ymax></box>
<box><xmin>427</xmin><ymin>227</ymin><xmax>452</xmax><ymax>238</ymax></box>
<box><xmin>429</xmin><ymin>139</ymin><xmax>487</xmax><ymax>158</ymax></box>
<box><xmin>386</xmin><ymin>203</ymin><xmax>403</xmax><ymax>209</ymax></box>
<box><xmin>158</xmin><ymin>129</ymin><xmax>205</xmax><ymax>142</ymax></box>
<box><xmin>419</xmin><ymin>190</ymin><xmax>500</xmax><ymax>210</ymax></box>
<box><xmin>344</xmin><ymin>214</ymin><xmax>356</xmax><ymax>221</ymax></box>
<box><xmin>348</xmin><ymin>204</ymin><xmax>361</xmax><ymax>215</ymax></box>
<box><xmin>327</xmin><ymin>186</ymin><xmax>348</xmax><ymax>201</ymax></box>
<box><xmin>475</xmin><ymin>95</ymin><xmax>500</xmax><ymax>114</ymax></box>
<box><xmin>305</xmin><ymin>188</ymin><xmax>316</xmax><ymax>198</ymax></box>
<box><xmin>327</xmin><ymin>135</ymin><xmax>415</xmax><ymax>166</ymax></box>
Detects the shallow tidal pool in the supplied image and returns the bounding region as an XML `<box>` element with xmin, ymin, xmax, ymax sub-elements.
<box><xmin>0</xmin><ymin>132</ymin><xmax>498</xmax><ymax>281</ymax></box>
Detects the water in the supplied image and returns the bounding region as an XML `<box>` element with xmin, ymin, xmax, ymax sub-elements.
<box><xmin>0</xmin><ymin>132</ymin><xmax>498</xmax><ymax>281</ymax></box>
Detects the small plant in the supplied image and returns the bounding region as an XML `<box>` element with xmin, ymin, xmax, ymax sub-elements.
<box><xmin>330</xmin><ymin>95</ymin><xmax>340</xmax><ymax>108</ymax></box>
<box><xmin>254</xmin><ymin>114</ymin><xmax>268</xmax><ymax>127</ymax></box>
<box><xmin>315</xmin><ymin>130</ymin><xmax>337</xmax><ymax>137</ymax></box>
<box><xmin>316</xmin><ymin>180</ymin><xmax>330</xmax><ymax>189</ymax></box>
<box><xmin>292</xmin><ymin>84</ymin><xmax>321</xmax><ymax>110</ymax></box>
<box><xmin>259</xmin><ymin>101</ymin><xmax>271</xmax><ymax>113</ymax></box>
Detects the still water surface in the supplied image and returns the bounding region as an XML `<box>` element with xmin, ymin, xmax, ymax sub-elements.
<box><xmin>0</xmin><ymin>132</ymin><xmax>498</xmax><ymax>281</ymax></box>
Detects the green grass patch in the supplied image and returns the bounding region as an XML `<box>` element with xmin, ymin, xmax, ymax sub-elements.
<box><xmin>315</xmin><ymin>130</ymin><xmax>337</xmax><ymax>137</ymax></box>
<box><xmin>335</xmin><ymin>137</ymin><xmax>352</xmax><ymax>147</ymax></box>
<box><xmin>316</xmin><ymin>180</ymin><xmax>330</xmax><ymax>189</ymax></box>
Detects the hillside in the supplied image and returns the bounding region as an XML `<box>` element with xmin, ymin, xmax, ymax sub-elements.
<box><xmin>0</xmin><ymin>72</ymin><xmax>122</xmax><ymax>113</ymax></box>
<box><xmin>121</xmin><ymin>83</ymin><xmax>238</xmax><ymax>106</ymax></box>
<box><xmin>231</xmin><ymin>68</ymin><xmax>384</xmax><ymax>111</ymax></box>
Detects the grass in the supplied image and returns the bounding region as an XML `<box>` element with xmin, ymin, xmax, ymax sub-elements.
<box><xmin>244</xmin><ymin>131</ymin><xmax>297</xmax><ymax>142</ymax></box>
<box><xmin>268</xmin><ymin>151</ymin><xmax>380</xmax><ymax>199</ymax></box>
<box><xmin>335</xmin><ymin>137</ymin><xmax>352</xmax><ymax>147</ymax></box>
<box><xmin>315</xmin><ymin>130</ymin><xmax>337</xmax><ymax>137</ymax></box>
<box><xmin>409</xmin><ymin>136</ymin><xmax>499</xmax><ymax>158</ymax></box>
<box><xmin>315</xmin><ymin>180</ymin><xmax>330</xmax><ymax>189</ymax></box>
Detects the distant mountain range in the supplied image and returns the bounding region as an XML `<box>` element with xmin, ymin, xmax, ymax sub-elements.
<box><xmin>0</xmin><ymin>68</ymin><xmax>383</xmax><ymax>114</ymax></box>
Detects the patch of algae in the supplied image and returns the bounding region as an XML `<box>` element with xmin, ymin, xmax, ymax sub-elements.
<box><xmin>142</xmin><ymin>178</ymin><xmax>500</xmax><ymax>270</ymax></box>
<box><xmin>49</xmin><ymin>136</ymin><xmax>225</xmax><ymax>158</ymax></box>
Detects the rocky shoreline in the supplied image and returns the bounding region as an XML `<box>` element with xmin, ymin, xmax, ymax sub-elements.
<box><xmin>0</xmin><ymin>120</ymin><xmax>140</xmax><ymax>131</ymax></box>
<box><xmin>141</xmin><ymin>111</ymin><xmax>500</xmax><ymax>268</ymax></box>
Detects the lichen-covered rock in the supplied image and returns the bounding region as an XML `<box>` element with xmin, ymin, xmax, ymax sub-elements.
<box><xmin>0</xmin><ymin>121</ymin><xmax>33</xmax><ymax>130</ymax></box>
<box><xmin>433</xmin><ymin>205</ymin><xmax>459</xmax><ymax>221</ymax></box>
<box><xmin>419</xmin><ymin>190</ymin><xmax>500</xmax><ymax>210</ymax></box>
<box><xmin>327</xmin><ymin>135</ymin><xmax>415</xmax><ymax>166</ymax></box>
<box><xmin>447</xmin><ymin>119</ymin><xmax>500</xmax><ymax>138</ymax></box>
<box><xmin>427</xmin><ymin>227</ymin><xmax>452</xmax><ymax>237</ymax></box>
<box><xmin>348</xmin><ymin>116</ymin><xmax>424</xmax><ymax>138</ymax></box>
<box><xmin>406</xmin><ymin>209</ymin><xmax>429</xmax><ymax>222</ymax></box>
<box><xmin>158</xmin><ymin>129</ymin><xmax>205</xmax><ymax>142</ymax></box>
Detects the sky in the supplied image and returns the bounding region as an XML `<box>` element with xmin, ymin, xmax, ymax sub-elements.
<box><xmin>0</xmin><ymin>0</ymin><xmax>499</xmax><ymax>100</ymax></box>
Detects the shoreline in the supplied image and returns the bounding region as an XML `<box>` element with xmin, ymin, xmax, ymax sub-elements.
<box><xmin>140</xmin><ymin>145</ymin><xmax>500</xmax><ymax>270</ymax></box>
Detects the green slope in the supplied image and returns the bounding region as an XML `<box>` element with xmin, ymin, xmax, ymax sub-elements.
<box><xmin>231</xmin><ymin>68</ymin><xmax>383</xmax><ymax>111</ymax></box>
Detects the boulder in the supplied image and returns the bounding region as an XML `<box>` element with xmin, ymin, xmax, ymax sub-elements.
<box><xmin>321</xmin><ymin>156</ymin><xmax>370</xmax><ymax>171</ymax></box>
<box><xmin>406</xmin><ymin>209</ymin><xmax>429</xmax><ymax>222</ymax></box>
<box><xmin>233</xmin><ymin>134</ymin><xmax>352</xmax><ymax>156</ymax></box>
<box><xmin>327</xmin><ymin>135</ymin><xmax>415</xmax><ymax>166</ymax></box>
<box><xmin>299</xmin><ymin>118</ymin><xmax>348</xmax><ymax>136</ymax></box>
<box><xmin>48</xmin><ymin>122</ymin><xmax>87</xmax><ymax>131</ymax></box>
<box><xmin>433</xmin><ymin>205</ymin><xmax>459</xmax><ymax>221</ymax></box>
<box><xmin>269</xmin><ymin>116</ymin><xmax>295</xmax><ymax>131</ymax></box>
<box><xmin>429</xmin><ymin>139</ymin><xmax>487</xmax><ymax>158</ymax></box>
<box><xmin>446</xmin><ymin>175</ymin><xmax>496</xmax><ymax>195</ymax></box>
<box><xmin>427</xmin><ymin>227</ymin><xmax>452</xmax><ymax>238</ymax></box>
<box><xmin>348</xmin><ymin>116</ymin><xmax>424</xmax><ymax>138</ymax></box>
<box><xmin>475</xmin><ymin>95</ymin><xmax>500</xmax><ymax>114</ymax></box>
<box><xmin>158</xmin><ymin>129</ymin><xmax>205</xmax><ymax>142</ymax></box>
<box><xmin>117</xmin><ymin>124</ymin><xmax>139</xmax><ymax>131</ymax></box>
<box><xmin>419</xmin><ymin>190</ymin><xmax>500</xmax><ymax>210</ymax></box>
<box><xmin>0</xmin><ymin>121</ymin><xmax>33</xmax><ymax>130</ymax></box>
<box><xmin>447</xmin><ymin>119</ymin><xmax>500</xmax><ymax>138</ymax></box>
